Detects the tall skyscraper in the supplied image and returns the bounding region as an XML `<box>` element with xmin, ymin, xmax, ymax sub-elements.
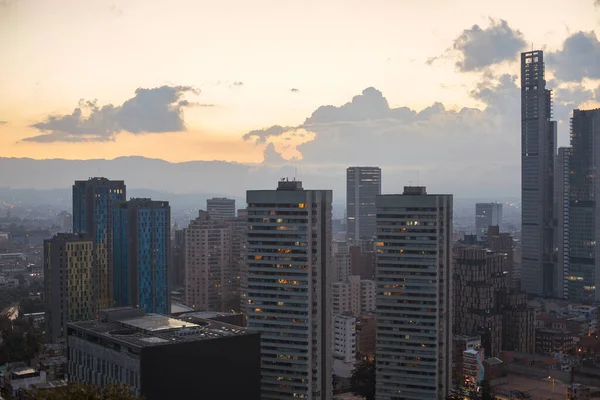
<box><xmin>44</xmin><ymin>233</ymin><xmax>94</xmax><ymax>343</ymax></box>
<box><xmin>520</xmin><ymin>50</ymin><xmax>557</xmax><ymax>297</ymax></box>
<box><xmin>207</xmin><ymin>197</ymin><xmax>236</xmax><ymax>220</ymax></box>
<box><xmin>72</xmin><ymin>178</ymin><xmax>126</xmax><ymax>310</ymax></box>
<box><xmin>113</xmin><ymin>198</ymin><xmax>170</xmax><ymax>314</ymax></box>
<box><xmin>475</xmin><ymin>202</ymin><xmax>502</xmax><ymax>236</ymax></box>
<box><xmin>346</xmin><ymin>167</ymin><xmax>381</xmax><ymax>243</ymax></box>
<box><xmin>568</xmin><ymin>109</ymin><xmax>600</xmax><ymax>302</ymax></box>
<box><xmin>184</xmin><ymin>210</ymin><xmax>232</xmax><ymax>311</ymax></box>
<box><xmin>246</xmin><ymin>180</ymin><xmax>332</xmax><ymax>400</ymax></box>
<box><xmin>556</xmin><ymin>147</ymin><xmax>571</xmax><ymax>299</ymax></box>
<box><xmin>375</xmin><ymin>186</ymin><xmax>452</xmax><ymax>400</ymax></box>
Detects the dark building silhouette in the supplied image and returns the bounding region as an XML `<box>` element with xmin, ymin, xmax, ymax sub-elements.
<box><xmin>346</xmin><ymin>167</ymin><xmax>381</xmax><ymax>243</ymax></box>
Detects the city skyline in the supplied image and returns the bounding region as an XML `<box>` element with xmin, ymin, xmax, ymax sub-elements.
<box><xmin>0</xmin><ymin>1</ymin><xmax>599</xmax><ymax>196</ymax></box>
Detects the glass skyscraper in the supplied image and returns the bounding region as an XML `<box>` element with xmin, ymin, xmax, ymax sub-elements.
<box><xmin>346</xmin><ymin>166</ymin><xmax>381</xmax><ymax>243</ymax></box>
<box><xmin>113</xmin><ymin>198</ymin><xmax>170</xmax><ymax>314</ymax></box>
<box><xmin>72</xmin><ymin>177</ymin><xmax>126</xmax><ymax>311</ymax></box>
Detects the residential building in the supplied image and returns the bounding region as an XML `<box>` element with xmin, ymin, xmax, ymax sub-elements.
<box><xmin>356</xmin><ymin>315</ymin><xmax>376</xmax><ymax>359</ymax></box>
<box><xmin>67</xmin><ymin>308</ymin><xmax>260</xmax><ymax>400</ymax></box>
<box><xmin>227</xmin><ymin>212</ymin><xmax>247</xmax><ymax>309</ymax></box>
<box><xmin>475</xmin><ymin>203</ymin><xmax>503</xmax><ymax>237</ymax></box>
<box><xmin>346</xmin><ymin>167</ymin><xmax>381</xmax><ymax>244</ymax></box>
<box><xmin>487</xmin><ymin>226</ymin><xmax>517</xmax><ymax>289</ymax></box>
<box><xmin>184</xmin><ymin>211</ymin><xmax>232</xmax><ymax>312</ymax></box>
<box><xmin>333</xmin><ymin>315</ymin><xmax>357</xmax><ymax>363</ymax></box>
<box><xmin>556</xmin><ymin>147</ymin><xmax>571</xmax><ymax>299</ymax></box>
<box><xmin>44</xmin><ymin>233</ymin><xmax>94</xmax><ymax>343</ymax></box>
<box><xmin>207</xmin><ymin>197</ymin><xmax>236</xmax><ymax>220</ymax></box>
<box><xmin>246</xmin><ymin>180</ymin><xmax>332</xmax><ymax>400</ymax></box>
<box><xmin>499</xmin><ymin>290</ymin><xmax>535</xmax><ymax>354</ymax></box>
<box><xmin>349</xmin><ymin>245</ymin><xmax>376</xmax><ymax>280</ymax></box>
<box><xmin>112</xmin><ymin>199</ymin><xmax>170</xmax><ymax>315</ymax></box>
<box><xmin>568</xmin><ymin>109</ymin><xmax>600</xmax><ymax>302</ymax></box>
<box><xmin>520</xmin><ymin>50</ymin><xmax>557</xmax><ymax>297</ymax></box>
<box><xmin>453</xmin><ymin>335</ymin><xmax>481</xmax><ymax>378</ymax></box>
<box><xmin>332</xmin><ymin>275</ymin><xmax>375</xmax><ymax>317</ymax></box>
<box><xmin>334</xmin><ymin>251</ymin><xmax>352</xmax><ymax>282</ymax></box>
<box><xmin>375</xmin><ymin>186</ymin><xmax>452</xmax><ymax>400</ymax></box>
<box><xmin>72</xmin><ymin>177</ymin><xmax>126</xmax><ymax>311</ymax></box>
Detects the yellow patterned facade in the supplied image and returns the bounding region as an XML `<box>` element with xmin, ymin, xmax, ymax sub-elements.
<box><xmin>65</xmin><ymin>240</ymin><xmax>94</xmax><ymax>322</ymax></box>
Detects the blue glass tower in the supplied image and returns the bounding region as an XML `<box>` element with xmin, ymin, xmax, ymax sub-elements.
<box><xmin>72</xmin><ymin>178</ymin><xmax>126</xmax><ymax>312</ymax></box>
<box><xmin>113</xmin><ymin>198</ymin><xmax>170</xmax><ymax>314</ymax></box>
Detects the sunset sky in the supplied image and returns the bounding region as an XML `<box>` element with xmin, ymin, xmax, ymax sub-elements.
<box><xmin>0</xmin><ymin>0</ymin><xmax>599</xmax><ymax>165</ymax></box>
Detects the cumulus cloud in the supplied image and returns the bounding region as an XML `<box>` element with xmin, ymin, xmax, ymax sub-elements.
<box><xmin>453</xmin><ymin>19</ymin><xmax>527</xmax><ymax>72</ymax></box>
<box><xmin>25</xmin><ymin>85</ymin><xmax>198</xmax><ymax>143</ymax></box>
<box><xmin>242</xmin><ymin>125</ymin><xmax>296</xmax><ymax>144</ymax></box>
<box><xmin>262</xmin><ymin>143</ymin><xmax>287</xmax><ymax>164</ymax></box>
<box><xmin>547</xmin><ymin>31</ymin><xmax>600</xmax><ymax>82</ymax></box>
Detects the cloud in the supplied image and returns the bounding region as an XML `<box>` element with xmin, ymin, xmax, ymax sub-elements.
<box><xmin>232</xmin><ymin>81</ymin><xmax>243</xmax><ymax>87</ymax></box>
<box><xmin>453</xmin><ymin>19</ymin><xmax>527</xmax><ymax>72</ymax></box>
<box><xmin>596</xmin><ymin>0</ymin><xmax>600</xmax><ymax>6</ymax></box>
<box><xmin>552</xmin><ymin>83</ymin><xmax>596</xmax><ymax>125</ymax></box>
<box><xmin>262</xmin><ymin>143</ymin><xmax>287</xmax><ymax>164</ymax></box>
<box><xmin>0</xmin><ymin>121</ymin><xmax>7</xmax><ymax>125</ymax></box>
<box><xmin>25</xmin><ymin>85</ymin><xmax>198</xmax><ymax>143</ymax></box>
<box><xmin>546</xmin><ymin>31</ymin><xmax>600</xmax><ymax>82</ymax></box>
<box><xmin>290</xmin><ymin>88</ymin><xmax>299</xmax><ymax>93</ymax></box>
<box><xmin>242</xmin><ymin>125</ymin><xmax>295</xmax><ymax>144</ymax></box>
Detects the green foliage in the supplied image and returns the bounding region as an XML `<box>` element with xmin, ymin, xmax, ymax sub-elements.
<box><xmin>31</xmin><ymin>383</ymin><xmax>141</xmax><ymax>400</ymax></box>
<box><xmin>0</xmin><ymin>315</ymin><xmax>43</xmax><ymax>364</ymax></box>
<box><xmin>350</xmin><ymin>360</ymin><xmax>375</xmax><ymax>400</ymax></box>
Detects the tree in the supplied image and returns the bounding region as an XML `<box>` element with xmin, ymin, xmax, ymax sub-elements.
<box><xmin>350</xmin><ymin>360</ymin><xmax>375</xmax><ymax>400</ymax></box>
<box><xmin>29</xmin><ymin>383</ymin><xmax>142</xmax><ymax>400</ymax></box>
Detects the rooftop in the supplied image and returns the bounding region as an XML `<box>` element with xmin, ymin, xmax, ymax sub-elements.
<box><xmin>68</xmin><ymin>310</ymin><xmax>254</xmax><ymax>349</ymax></box>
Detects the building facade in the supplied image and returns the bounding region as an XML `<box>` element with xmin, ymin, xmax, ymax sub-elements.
<box><xmin>207</xmin><ymin>197</ymin><xmax>236</xmax><ymax>220</ymax></box>
<box><xmin>67</xmin><ymin>308</ymin><xmax>260</xmax><ymax>400</ymax></box>
<box><xmin>184</xmin><ymin>210</ymin><xmax>232</xmax><ymax>312</ymax></box>
<box><xmin>520</xmin><ymin>50</ymin><xmax>557</xmax><ymax>297</ymax></box>
<box><xmin>556</xmin><ymin>147</ymin><xmax>571</xmax><ymax>299</ymax></box>
<box><xmin>246</xmin><ymin>180</ymin><xmax>332</xmax><ymax>400</ymax></box>
<box><xmin>346</xmin><ymin>167</ymin><xmax>381</xmax><ymax>244</ymax></box>
<box><xmin>375</xmin><ymin>186</ymin><xmax>452</xmax><ymax>400</ymax></box>
<box><xmin>72</xmin><ymin>178</ymin><xmax>126</xmax><ymax>311</ymax></box>
<box><xmin>332</xmin><ymin>275</ymin><xmax>375</xmax><ymax>317</ymax></box>
<box><xmin>44</xmin><ymin>233</ymin><xmax>94</xmax><ymax>343</ymax></box>
<box><xmin>475</xmin><ymin>203</ymin><xmax>503</xmax><ymax>237</ymax></box>
<box><xmin>112</xmin><ymin>199</ymin><xmax>170</xmax><ymax>314</ymax></box>
<box><xmin>333</xmin><ymin>315</ymin><xmax>357</xmax><ymax>363</ymax></box>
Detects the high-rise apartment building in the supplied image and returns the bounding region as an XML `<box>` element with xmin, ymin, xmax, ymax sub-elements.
<box><xmin>44</xmin><ymin>233</ymin><xmax>94</xmax><ymax>343</ymax></box>
<box><xmin>112</xmin><ymin>199</ymin><xmax>170</xmax><ymax>314</ymax></box>
<box><xmin>375</xmin><ymin>186</ymin><xmax>452</xmax><ymax>400</ymax></box>
<box><xmin>475</xmin><ymin>203</ymin><xmax>503</xmax><ymax>237</ymax></box>
<box><xmin>246</xmin><ymin>180</ymin><xmax>332</xmax><ymax>400</ymax></box>
<box><xmin>333</xmin><ymin>315</ymin><xmax>357</xmax><ymax>363</ymax></box>
<box><xmin>556</xmin><ymin>147</ymin><xmax>571</xmax><ymax>299</ymax></box>
<box><xmin>347</xmin><ymin>167</ymin><xmax>381</xmax><ymax>243</ymax></box>
<box><xmin>332</xmin><ymin>275</ymin><xmax>375</xmax><ymax>317</ymax></box>
<box><xmin>207</xmin><ymin>197</ymin><xmax>236</xmax><ymax>220</ymax></box>
<box><xmin>520</xmin><ymin>50</ymin><xmax>557</xmax><ymax>297</ymax></box>
<box><xmin>568</xmin><ymin>109</ymin><xmax>600</xmax><ymax>302</ymax></box>
<box><xmin>227</xmin><ymin>212</ymin><xmax>248</xmax><ymax>308</ymax></box>
<box><xmin>72</xmin><ymin>178</ymin><xmax>126</xmax><ymax>311</ymax></box>
<box><xmin>184</xmin><ymin>211</ymin><xmax>232</xmax><ymax>311</ymax></box>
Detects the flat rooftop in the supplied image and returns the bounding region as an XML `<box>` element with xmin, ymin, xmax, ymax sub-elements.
<box><xmin>68</xmin><ymin>312</ymin><xmax>254</xmax><ymax>349</ymax></box>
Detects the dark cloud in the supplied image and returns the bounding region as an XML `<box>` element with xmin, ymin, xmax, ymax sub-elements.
<box><xmin>262</xmin><ymin>143</ymin><xmax>286</xmax><ymax>164</ymax></box>
<box><xmin>242</xmin><ymin>125</ymin><xmax>295</xmax><ymax>144</ymax></box>
<box><xmin>453</xmin><ymin>19</ymin><xmax>526</xmax><ymax>72</ymax></box>
<box><xmin>553</xmin><ymin>84</ymin><xmax>595</xmax><ymax>125</ymax></box>
<box><xmin>290</xmin><ymin>88</ymin><xmax>299</xmax><ymax>93</ymax></box>
<box><xmin>25</xmin><ymin>85</ymin><xmax>198</xmax><ymax>143</ymax></box>
<box><xmin>595</xmin><ymin>0</ymin><xmax>600</xmax><ymax>6</ymax></box>
<box><xmin>546</xmin><ymin>31</ymin><xmax>600</xmax><ymax>82</ymax></box>
<box><xmin>0</xmin><ymin>121</ymin><xmax>7</xmax><ymax>125</ymax></box>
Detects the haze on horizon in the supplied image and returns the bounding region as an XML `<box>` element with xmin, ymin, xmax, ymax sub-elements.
<box><xmin>1</xmin><ymin>0</ymin><xmax>599</xmax><ymax>197</ymax></box>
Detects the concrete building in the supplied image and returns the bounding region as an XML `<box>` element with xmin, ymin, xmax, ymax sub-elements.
<box><xmin>346</xmin><ymin>167</ymin><xmax>381</xmax><ymax>244</ymax></box>
<box><xmin>72</xmin><ymin>177</ymin><xmax>126</xmax><ymax>311</ymax></box>
<box><xmin>332</xmin><ymin>275</ymin><xmax>375</xmax><ymax>317</ymax></box>
<box><xmin>171</xmin><ymin>226</ymin><xmax>186</xmax><ymax>289</ymax></box>
<box><xmin>207</xmin><ymin>197</ymin><xmax>236</xmax><ymax>220</ymax></box>
<box><xmin>375</xmin><ymin>186</ymin><xmax>452</xmax><ymax>400</ymax></box>
<box><xmin>57</xmin><ymin>211</ymin><xmax>73</xmax><ymax>233</ymax></box>
<box><xmin>568</xmin><ymin>109</ymin><xmax>600</xmax><ymax>303</ymax></box>
<box><xmin>246</xmin><ymin>180</ymin><xmax>332</xmax><ymax>400</ymax></box>
<box><xmin>66</xmin><ymin>308</ymin><xmax>260</xmax><ymax>400</ymax></box>
<box><xmin>520</xmin><ymin>50</ymin><xmax>557</xmax><ymax>297</ymax></box>
<box><xmin>44</xmin><ymin>233</ymin><xmax>94</xmax><ymax>343</ymax></box>
<box><xmin>475</xmin><ymin>203</ymin><xmax>503</xmax><ymax>237</ymax></box>
<box><xmin>112</xmin><ymin>199</ymin><xmax>170</xmax><ymax>315</ymax></box>
<box><xmin>227</xmin><ymin>212</ymin><xmax>248</xmax><ymax>309</ymax></box>
<box><xmin>556</xmin><ymin>147</ymin><xmax>571</xmax><ymax>300</ymax></box>
<box><xmin>333</xmin><ymin>315</ymin><xmax>357</xmax><ymax>363</ymax></box>
<box><xmin>487</xmin><ymin>226</ymin><xmax>517</xmax><ymax>289</ymax></box>
<box><xmin>334</xmin><ymin>251</ymin><xmax>352</xmax><ymax>282</ymax></box>
<box><xmin>184</xmin><ymin>211</ymin><xmax>232</xmax><ymax>312</ymax></box>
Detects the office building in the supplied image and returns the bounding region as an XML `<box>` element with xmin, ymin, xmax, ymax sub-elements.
<box><xmin>556</xmin><ymin>147</ymin><xmax>571</xmax><ymax>299</ymax></box>
<box><xmin>113</xmin><ymin>199</ymin><xmax>170</xmax><ymax>314</ymax></box>
<box><xmin>207</xmin><ymin>197</ymin><xmax>236</xmax><ymax>220</ymax></box>
<box><xmin>568</xmin><ymin>109</ymin><xmax>600</xmax><ymax>302</ymax></box>
<box><xmin>72</xmin><ymin>177</ymin><xmax>126</xmax><ymax>311</ymax></box>
<box><xmin>475</xmin><ymin>203</ymin><xmax>502</xmax><ymax>237</ymax></box>
<box><xmin>171</xmin><ymin>227</ymin><xmax>186</xmax><ymax>289</ymax></box>
<box><xmin>227</xmin><ymin>211</ymin><xmax>247</xmax><ymax>307</ymax></box>
<box><xmin>44</xmin><ymin>233</ymin><xmax>94</xmax><ymax>343</ymax></box>
<box><xmin>520</xmin><ymin>50</ymin><xmax>557</xmax><ymax>297</ymax></box>
<box><xmin>375</xmin><ymin>186</ymin><xmax>452</xmax><ymax>400</ymax></box>
<box><xmin>246</xmin><ymin>180</ymin><xmax>332</xmax><ymax>400</ymax></box>
<box><xmin>67</xmin><ymin>308</ymin><xmax>260</xmax><ymax>400</ymax></box>
<box><xmin>184</xmin><ymin>211</ymin><xmax>232</xmax><ymax>312</ymax></box>
<box><xmin>497</xmin><ymin>290</ymin><xmax>535</xmax><ymax>354</ymax></box>
<box><xmin>487</xmin><ymin>226</ymin><xmax>517</xmax><ymax>289</ymax></box>
<box><xmin>346</xmin><ymin>167</ymin><xmax>381</xmax><ymax>243</ymax></box>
